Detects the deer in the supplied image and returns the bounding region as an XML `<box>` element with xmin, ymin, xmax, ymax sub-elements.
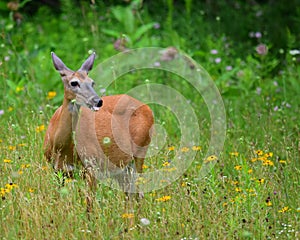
<box><xmin>43</xmin><ymin>52</ymin><xmax>154</xmax><ymax>213</ymax></box>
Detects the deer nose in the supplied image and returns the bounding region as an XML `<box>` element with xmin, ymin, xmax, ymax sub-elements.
<box><xmin>96</xmin><ymin>99</ymin><xmax>103</xmax><ymax>108</ymax></box>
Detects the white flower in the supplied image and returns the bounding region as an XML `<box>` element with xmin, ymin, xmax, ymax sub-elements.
<box><xmin>289</xmin><ymin>49</ymin><xmax>300</xmax><ymax>55</ymax></box>
<box><xmin>140</xmin><ymin>218</ymin><xmax>150</xmax><ymax>226</ymax></box>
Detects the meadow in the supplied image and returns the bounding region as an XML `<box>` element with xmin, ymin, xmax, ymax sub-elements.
<box><xmin>0</xmin><ymin>1</ymin><xmax>299</xmax><ymax>239</ymax></box>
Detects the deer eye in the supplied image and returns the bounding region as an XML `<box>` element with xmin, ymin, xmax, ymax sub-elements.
<box><xmin>70</xmin><ymin>80</ymin><xmax>80</xmax><ymax>87</ymax></box>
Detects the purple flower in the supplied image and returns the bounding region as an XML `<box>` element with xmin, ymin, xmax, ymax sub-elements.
<box><xmin>215</xmin><ymin>57</ymin><xmax>221</xmax><ymax>64</ymax></box>
<box><xmin>273</xmin><ymin>106</ymin><xmax>279</xmax><ymax>111</ymax></box>
<box><xmin>256</xmin><ymin>87</ymin><xmax>262</xmax><ymax>95</ymax></box>
<box><xmin>0</xmin><ymin>110</ymin><xmax>4</xmax><ymax>116</ymax></box>
<box><xmin>256</xmin><ymin>44</ymin><xmax>268</xmax><ymax>55</ymax></box>
<box><xmin>226</xmin><ymin>65</ymin><xmax>232</xmax><ymax>71</ymax></box>
<box><xmin>255</xmin><ymin>32</ymin><xmax>262</xmax><ymax>38</ymax></box>
<box><xmin>153</xmin><ymin>61</ymin><xmax>161</xmax><ymax>67</ymax></box>
<box><xmin>210</xmin><ymin>49</ymin><xmax>218</xmax><ymax>54</ymax></box>
<box><xmin>153</xmin><ymin>22</ymin><xmax>160</xmax><ymax>29</ymax></box>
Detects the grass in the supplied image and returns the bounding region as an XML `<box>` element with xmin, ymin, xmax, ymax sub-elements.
<box><xmin>1</xmin><ymin>1</ymin><xmax>300</xmax><ymax>239</ymax></box>
<box><xmin>0</xmin><ymin>88</ymin><xmax>299</xmax><ymax>239</ymax></box>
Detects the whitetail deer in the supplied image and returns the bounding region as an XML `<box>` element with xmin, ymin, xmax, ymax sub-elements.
<box><xmin>44</xmin><ymin>52</ymin><xmax>154</xmax><ymax>211</ymax></box>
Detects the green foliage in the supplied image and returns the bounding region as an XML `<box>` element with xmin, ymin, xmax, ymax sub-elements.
<box><xmin>0</xmin><ymin>1</ymin><xmax>299</xmax><ymax>239</ymax></box>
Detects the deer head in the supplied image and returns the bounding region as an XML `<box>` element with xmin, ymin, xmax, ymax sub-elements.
<box><xmin>51</xmin><ymin>52</ymin><xmax>103</xmax><ymax>111</ymax></box>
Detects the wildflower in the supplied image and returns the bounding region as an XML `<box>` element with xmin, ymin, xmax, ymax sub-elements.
<box><xmin>155</xmin><ymin>195</ymin><xmax>171</xmax><ymax>202</ymax></box>
<box><xmin>278</xmin><ymin>206</ymin><xmax>290</xmax><ymax>213</ymax></box>
<box><xmin>215</xmin><ymin>57</ymin><xmax>221</xmax><ymax>64</ymax></box>
<box><xmin>3</xmin><ymin>159</ymin><xmax>12</xmax><ymax>163</ymax></box>
<box><xmin>204</xmin><ymin>155</ymin><xmax>218</xmax><ymax>163</ymax></box>
<box><xmin>226</xmin><ymin>66</ymin><xmax>232</xmax><ymax>71</ymax></box>
<box><xmin>255</xmin><ymin>150</ymin><xmax>263</xmax><ymax>156</ymax></box>
<box><xmin>18</xmin><ymin>170</ymin><xmax>23</xmax><ymax>175</ymax></box>
<box><xmin>235</xmin><ymin>187</ymin><xmax>242</xmax><ymax>192</ymax></box>
<box><xmin>8</xmin><ymin>107</ymin><xmax>13</xmax><ymax>112</ymax></box>
<box><xmin>248</xmin><ymin>169</ymin><xmax>253</xmax><ymax>174</ymax></box>
<box><xmin>121</xmin><ymin>213</ymin><xmax>134</xmax><ymax>219</ymax></box>
<box><xmin>255</xmin><ymin>32</ymin><xmax>262</xmax><ymax>38</ymax></box>
<box><xmin>168</xmin><ymin>146</ymin><xmax>175</xmax><ymax>151</ymax></box>
<box><xmin>0</xmin><ymin>109</ymin><xmax>4</xmax><ymax>116</ymax></box>
<box><xmin>18</xmin><ymin>143</ymin><xmax>26</xmax><ymax>147</ymax></box>
<box><xmin>229</xmin><ymin>152</ymin><xmax>239</xmax><ymax>157</ymax></box>
<box><xmin>142</xmin><ymin>164</ymin><xmax>148</xmax><ymax>169</ymax></box>
<box><xmin>257</xmin><ymin>178</ymin><xmax>265</xmax><ymax>184</ymax></box>
<box><xmin>231</xmin><ymin>180</ymin><xmax>239</xmax><ymax>185</ymax></box>
<box><xmin>256</xmin><ymin>43</ymin><xmax>268</xmax><ymax>55</ymax></box>
<box><xmin>47</xmin><ymin>91</ymin><xmax>57</xmax><ymax>100</ymax></box>
<box><xmin>210</xmin><ymin>49</ymin><xmax>218</xmax><ymax>54</ymax></box>
<box><xmin>36</xmin><ymin>125</ymin><xmax>45</xmax><ymax>132</ymax></box>
<box><xmin>263</xmin><ymin>160</ymin><xmax>274</xmax><ymax>166</ymax></box>
<box><xmin>140</xmin><ymin>218</ymin><xmax>150</xmax><ymax>226</ymax></box>
<box><xmin>162</xmin><ymin>162</ymin><xmax>170</xmax><ymax>167</ymax></box>
<box><xmin>279</xmin><ymin>160</ymin><xmax>287</xmax><ymax>164</ymax></box>
<box><xmin>234</xmin><ymin>165</ymin><xmax>242</xmax><ymax>170</ymax></box>
<box><xmin>264</xmin><ymin>152</ymin><xmax>273</xmax><ymax>158</ymax></box>
<box><xmin>266</xmin><ymin>201</ymin><xmax>272</xmax><ymax>207</ymax></box>
<box><xmin>16</xmin><ymin>86</ymin><xmax>24</xmax><ymax>93</ymax></box>
<box><xmin>8</xmin><ymin>146</ymin><xmax>16</xmax><ymax>151</ymax></box>
<box><xmin>192</xmin><ymin>146</ymin><xmax>201</xmax><ymax>151</ymax></box>
<box><xmin>181</xmin><ymin>147</ymin><xmax>189</xmax><ymax>152</ymax></box>
<box><xmin>21</xmin><ymin>164</ymin><xmax>30</xmax><ymax>169</ymax></box>
<box><xmin>153</xmin><ymin>22</ymin><xmax>160</xmax><ymax>29</ymax></box>
<box><xmin>289</xmin><ymin>49</ymin><xmax>300</xmax><ymax>55</ymax></box>
<box><xmin>251</xmin><ymin>158</ymin><xmax>258</xmax><ymax>162</ymax></box>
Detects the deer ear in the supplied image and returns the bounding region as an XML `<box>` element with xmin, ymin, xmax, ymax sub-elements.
<box><xmin>51</xmin><ymin>52</ymin><xmax>73</xmax><ymax>76</ymax></box>
<box><xmin>79</xmin><ymin>52</ymin><xmax>96</xmax><ymax>73</ymax></box>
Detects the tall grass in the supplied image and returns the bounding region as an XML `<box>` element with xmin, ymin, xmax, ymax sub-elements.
<box><xmin>1</xmin><ymin>1</ymin><xmax>299</xmax><ymax>239</ymax></box>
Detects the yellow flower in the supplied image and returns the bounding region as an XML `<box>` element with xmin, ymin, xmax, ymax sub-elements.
<box><xmin>121</xmin><ymin>213</ymin><xmax>134</xmax><ymax>219</ymax></box>
<box><xmin>47</xmin><ymin>91</ymin><xmax>57</xmax><ymax>100</ymax></box>
<box><xmin>156</xmin><ymin>195</ymin><xmax>171</xmax><ymax>202</ymax></box>
<box><xmin>204</xmin><ymin>155</ymin><xmax>218</xmax><ymax>163</ymax></box>
<box><xmin>181</xmin><ymin>147</ymin><xmax>190</xmax><ymax>152</ymax></box>
<box><xmin>142</xmin><ymin>164</ymin><xmax>149</xmax><ymax>169</ymax></box>
<box><xmin>234</xmin><ymin>165</ymin><xmax>242</xmax><ymax>170</ymax></box>
<box><xmin>162</xmin><ymin>162</ymin><xmax>170</xmax><ymax>167</ymax></box>
<box><xmin>18</xmin><ymin>170</ymin><xmax>23</xmax><ymax>175</ymax></box>
<box><xmin>248</xmin><ymin>169</ymin><xmax>253</xmax><ymax>174</ymax></box>
<box><xmin>278</xmin><ymin>206</ymin><xmax>290</xmax><ymax>213</ymax></box>
<box><xmin>257</xmin><ymin>178</ymin><xmax>265</xmax><ymax>184</ymax></box>
<box><xmin>8</xmin><ymin>146</ymin><xmax>16</xmax><ymax>151</ymax></box>
<box><xmin>229</xmin><ymin>152</ymin><xmax>239</xmax><ymax>157</ymax></box>
<box><xmin>28</xmin><ymin>188</ymin><xmax>35</xmax><ymax>193</ymax></box>
<box><xmin>263</xmin><ymin>160</ymin><xmax>274</xmax><ymax>166</ymax></box>
<box><xmin>235</xmin><ymin>187</ymin><xmax>242</xmax><ymax>192</ymax></box>
<box><xmin>255</xmin><ymin>150</ymin><xmax>263</xmax><ymax>156</ymax></box>
<box><xmin>192</xmin><ymin>146</ymin><xmax>201</xmax><ymax>151</ymax></box>
<box><xmin>16</xmin><ymin>86</ymin><xmax>24</xmax><ymax>93</ymax></box>
<box><xmin>266</xmin><ymin>201</ymin><xmax>272</xmax><ymax>207</ymax></box>
<box><xmin>18</xmin><ymin>143</ymin><xmax>26</xmax><ymax>147</ymax></box>
<box><xmin>279</xmin><ymin>160</ymin><xmax>287</xmax><ymax>164</ymax></box>
<box><xmin>3</xmin><ymin>159</ymin><xmax>12</xmax><ymax>163</ymax></box>
<box><xmin>168</xmin><ymin>146</ymin><xmax>175</xmax><ymax>151</ymax></box>
<box><xmin>251</xmin><ymin>158</ymin><xmax>258</xmax><ymax>162</ymax></box>
<box><xmin>231</xmin><ymin>180</ymin><xmax>239</xmax><ymax>185</ymax></box>
<box><xmin>8</xmin><ymin>107</ymin><xmax>13</xmax><ymax>112</ymax></box>
<box><xmin>264</xmin><ymin>152</ymin><xmax>273</xmax><ymax>158</ymax></box>
<box><xmin>36</xmin><ymin>125</ymin><xmax>45</xmax><ymax>132</ymax></box>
